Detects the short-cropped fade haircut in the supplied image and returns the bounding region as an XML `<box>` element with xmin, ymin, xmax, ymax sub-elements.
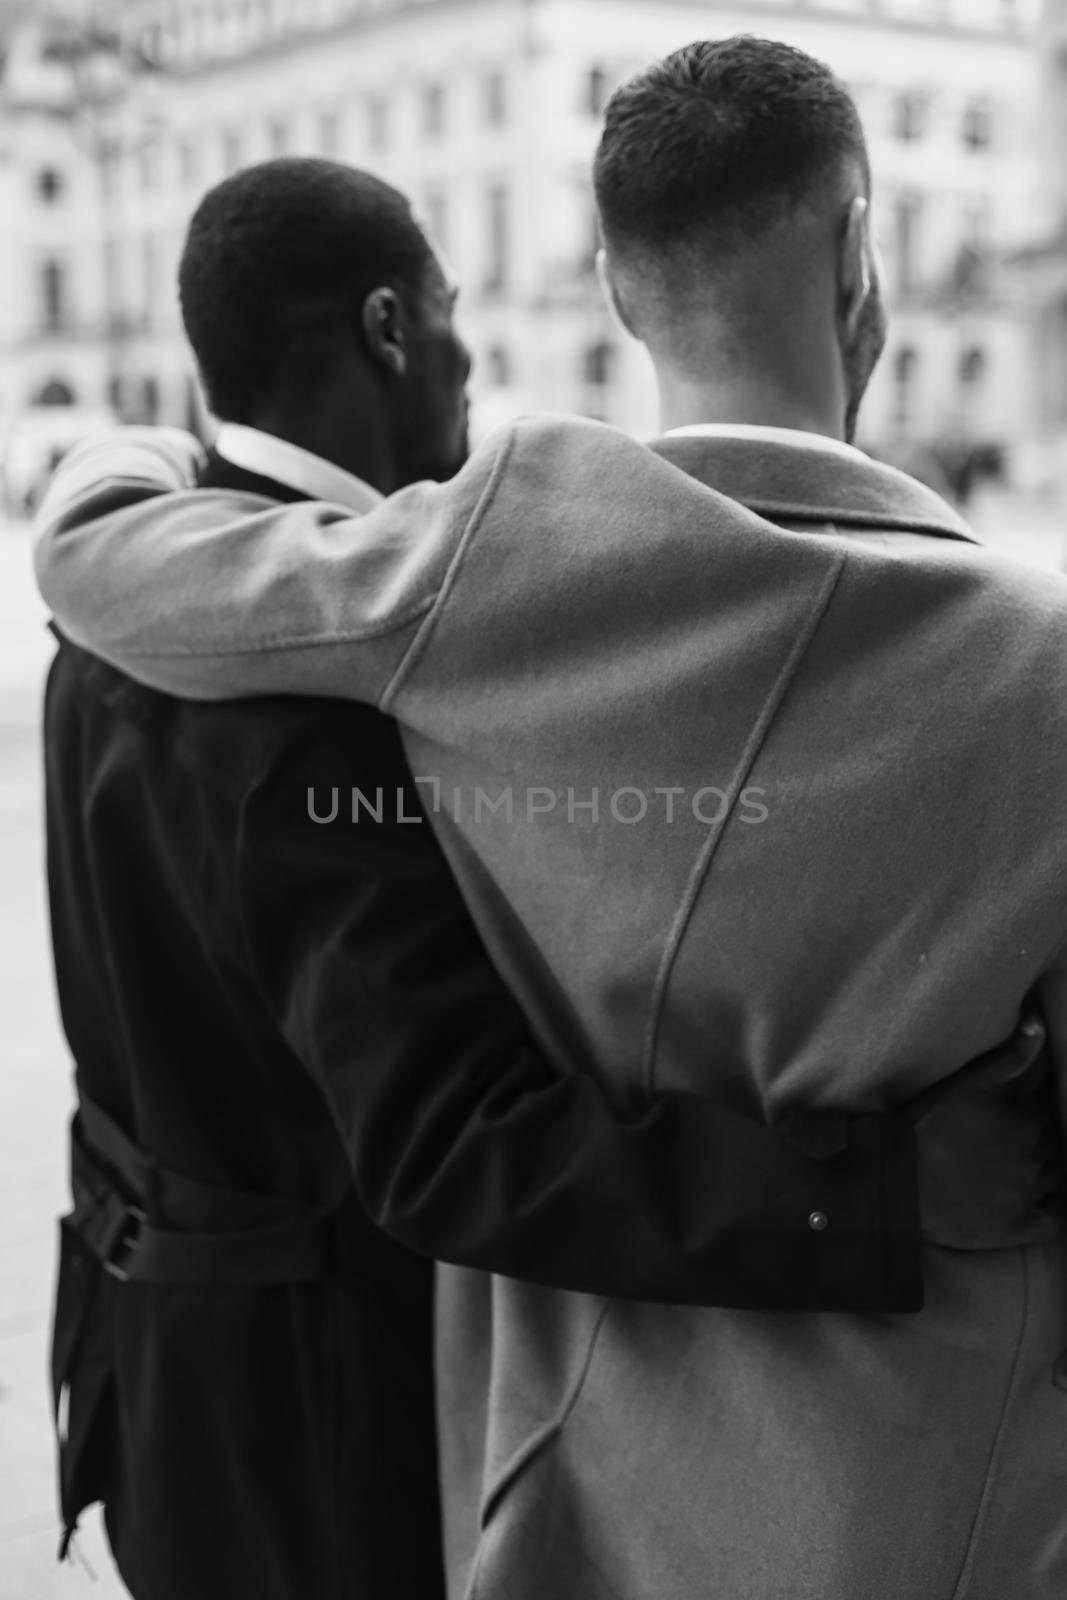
<box><xmin>179</xmin><ymin>158</ymin><xmax>433</xmax><ymax>421</ymax></box>
<box><xmin>593</xmin><ymin>36</ymin><xmax>870</xmax><ymax>262</ymax></box>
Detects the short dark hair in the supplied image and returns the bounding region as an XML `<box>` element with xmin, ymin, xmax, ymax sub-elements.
<box><xmin>593</xmin><ymin>36</ymin><xmax>869</xmax><ymax>260</ymax></box>
<box><xmin>179</xmin><ymin>158</ymin><xmax>433</xmax><ymax>420</ymax></box>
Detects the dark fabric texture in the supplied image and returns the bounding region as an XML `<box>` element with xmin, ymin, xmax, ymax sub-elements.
<box><xmin>43</xmin><ymin>458</ymin><xmax>443</xmax><ymax>1600</ymax></box>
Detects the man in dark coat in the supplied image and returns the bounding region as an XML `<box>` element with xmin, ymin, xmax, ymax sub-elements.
<box><xmin>42</xmin><ymin>159</ymin><xmax>1056</xmax><ymax>1600</ymax></box>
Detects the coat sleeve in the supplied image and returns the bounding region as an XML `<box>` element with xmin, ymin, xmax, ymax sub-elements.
<box><xmin>33</xmin><ymin>426</ymin><xmax>508</xmax><ymax>706</ymax></box>
<box><xmin>233</xmin><ymin>707</ymin><xmax>922</xmax><ymax>1312</ymax></box>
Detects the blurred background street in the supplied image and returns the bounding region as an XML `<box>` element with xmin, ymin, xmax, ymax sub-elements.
<box><xmin>2</xmin><ymin>0</ymin><xmax>1067</xmax><ymax>511</ymax></box>
<box><xmin>0</xmin><ymin>521</ymin><xmax>125</xmax><ymax>1599</ymax></box>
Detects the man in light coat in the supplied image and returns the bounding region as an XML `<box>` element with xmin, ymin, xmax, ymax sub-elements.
<box><xmin>35</xmin><ymin>37</ymin><xmax>1067</xmax><ymax>1600</ymax></box>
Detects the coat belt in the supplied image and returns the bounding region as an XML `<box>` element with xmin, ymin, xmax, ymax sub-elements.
<box><xmin>68</xmin><ymin>1095</ymin><xmax>334</xmax><ymax>1286</ymax></box>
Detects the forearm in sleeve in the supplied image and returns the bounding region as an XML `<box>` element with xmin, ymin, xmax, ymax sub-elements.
<box><xmin>33</xmin><ymin>425</ymin><xmax>495</xmax><ymax>704</ymax></box>
<box><xmin>238</xmin><ymin>719</ymin><xmax>922</xmax><ymax>1313</ymax></box>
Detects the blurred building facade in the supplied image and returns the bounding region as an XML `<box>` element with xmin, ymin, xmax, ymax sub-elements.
<box><xmin>0</xmin><ymin>0</ymin><xmax>1053</xmax><ymax>505</ymax></box>
<box><xmin>1013</xmin><ymin>0</ymin><xmax>1067</xmax><ymax>487</ymax></box>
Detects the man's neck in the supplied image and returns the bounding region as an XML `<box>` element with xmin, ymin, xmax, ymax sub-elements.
<box><xmin>247</xmin><ymin>399</ymin><xmax>400</xmax><ymax>496</ymax></box>
<box><xmin>655</xmin><ymin>373</ymin><xmax>847</xmax><ymax>443</ymax></box>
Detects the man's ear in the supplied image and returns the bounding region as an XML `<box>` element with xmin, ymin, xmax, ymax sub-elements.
<box><xmin>596</xmin><ymin>248</ymin><xmax>638</xmax><ymax>339</ymax></box>
<box><xmin>839</xmin><ymin>196</ymin><xmax>874</xmax><ymax>339</ymax></box>
<box><xmin>361</xmin><ymin>287</ymin><xmax>407</xmax><ymax>378</ymax></box>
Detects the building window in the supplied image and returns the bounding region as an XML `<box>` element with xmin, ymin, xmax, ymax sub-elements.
<box><xmin>268</xmin><ymin>116</ymin><xmax>292</xmax><ymax>157</ymax></box>
<box><xmin>893</xmin><ymin>346</ymin><xmax>918</xmax><ymax>430</ymax></box>
<box><xmin>959</xmin><ymin>346</ymin><xmax>987</xmax><ymax>391</ymax></box>
<box><xmin>484</xmin><ymin>69</ymin><xmax>506</xmax><ymax>128</ymax></box>
<box><xmin>318</xmin><ymin>106</ymin><xmax>341</xmax><ymax>155</ymax></box>
<box><xmin>962</xmin><ymin>97</ymin><xmax>993</xmax><ymax>151</ymax></box>
<box><xmin>962</xmin><ymin>196</ymin><xmax>992</xmax><ymax>251</ymax></box>
<box><xmin>102</xmin><ymin>236</ymin><xmax>120</xmax><ymax>322</ymax></box>
<box><xmin>892</xmin><ymin>91</ymin><xmax>927</xmax><ymax>143</ymax></box>
<box><xmin>143</xmin><ymin>234</ymin><xmax>162</xmax><ymax>326</ymax></box>
<box><xmin>179</xmin><ymin>135</ymin><xmax>201</xmax><ymax>186</ymax></box>
<box><xmin>40</xmin><ymin>258</ymin><xmax>67</xmax><ymax>333</ymax></box>
<box><xmin>138</xmin><ymin>138</ymin><xmax>162</xmax><ymax>192</ymax></box>
<box><xmin>953</xmin><ymin>242</ymin><xmax>989</xmax><ymax>298</ymax></box>
<box><xmin>584</xmin><ymin>340</ymin><xmax>615</xmax><ymax>387</ymax></box>
<box><xmin>486</xmin><ymin>345</ymin><xmax>511</xmax><ymax>387</ymax></box>
<box><xmin>99</xmin><ymin>144</ymin><xmax>120</xmax><ymax>201</ymax></box>
<box><xmin>140</xmin><ymin>375</ymin><xmax>161</xmax><ymax>424</ymax></box>
<box><xmin>422</xmin><ymin>83</ymin><xmax>445</xmax><ymax>139</ymax></box>
<box><xmin>222</xmin><ymin>127</ymin><xmax>244</xmax><ymax>173</ymax></box>
<box><xmin>424</xmin><ymin>186</ymin><xmax>448</xmax><ymax>252</ymax></box>
<box><xmin>35</xmin><ymin>378</ymin><xmax>76</xmax><ymax>406</ymax></box>
<box><xmin>37</xmin><ymin>167</ymin><xmax>65</xmax><ymax>204</ymax></box>
<box><xmin>585</xmin><ymin>65</ymin><xmax>609</xmax><ymax>118</ymax></box>
<box><xmin>367</xmin><ymin>94</ymin><xmax>389</xmax><ymax>152</ymax></box>
<box><xmin>893</xmin><ymin>193</ymin><xmax>923</xmax><ymax>296</ymax></box>
<box><xmin>954</xmin><ymin>199</ymin><xmax>992</xmax><ymax>298</ymax></box>
<box><xmin>484</xmin><ymin>183</ymin><xmax>509</xmax><ymax>293</ymax></box>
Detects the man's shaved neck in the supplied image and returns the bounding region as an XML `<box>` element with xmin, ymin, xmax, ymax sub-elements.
<box><xmin>608</xmin><ymin>179</ymin><xmax>863</xmax><ymax>443</ymax></box>
<box><xmin>248</xmin><ymin>368</ymin><xmax>402</xmax><ymax>496</ymax></box>
<box><xmin>655</xmin><ymin>365</ymin><xmax>848</xmax><ymax>441</ymax></box>
<box><xmin>638</xmin><ymin>265</ymin><xmax>850</xmax><ymax>442</ymax></box>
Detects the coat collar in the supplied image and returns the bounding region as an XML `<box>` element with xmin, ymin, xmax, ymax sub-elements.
<box><xmin>649</xmin><ymin>431</ymin><xmax>979</xmax><ymax>544</ymax></box>
<box><xmin>198</xmin><ymin>449</ymin><xmax>311</xmax><ymax>506</ymax></box>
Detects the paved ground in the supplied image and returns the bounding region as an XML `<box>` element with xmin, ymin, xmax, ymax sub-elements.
<box><xmin>0</xmin><ymin>526</ymin><xmax>127</xmax><ymax>1599</ymax></box>
<box><xmin>0</xmin><ymin>490</ymin><xmax>1063</xmax><ymax>1600</ymax></box>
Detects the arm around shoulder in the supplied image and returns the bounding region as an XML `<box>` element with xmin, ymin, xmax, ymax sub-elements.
<box><xmin>235</xmin><ymin>711</ymin><xmax>923</xmax><ymax>1312</ymax></box>
<box><xmin>33</xmin><ymin>423</ymin><xmax>515</xmax><ymax>706</ymax></box>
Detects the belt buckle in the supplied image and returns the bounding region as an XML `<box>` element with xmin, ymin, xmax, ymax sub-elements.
<box><xmin>103</xmin><ymin>1206</ymin><xmax>146</xmax><ymax>1282</ymax></box>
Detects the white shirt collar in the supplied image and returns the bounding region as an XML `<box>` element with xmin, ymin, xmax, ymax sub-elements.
<box><xmin>662</xmin><ymin>423</ymin><xmax>868</xmax><ymax>463</ymax></box>
<box><xmin>214</xmin><ymin>423</ymin><xmax>384</xmax><ymax>514</ymax></box>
